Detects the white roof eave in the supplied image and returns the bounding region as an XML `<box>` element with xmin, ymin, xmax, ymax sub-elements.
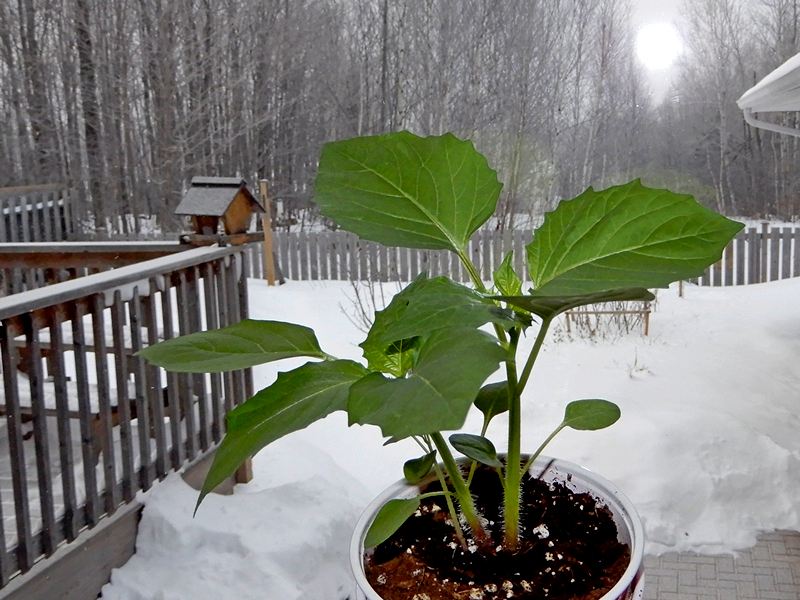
<box><xmin>738</xmin><ymin>52</ymin><xmax>800</xmax><ymax>137</ymax></box>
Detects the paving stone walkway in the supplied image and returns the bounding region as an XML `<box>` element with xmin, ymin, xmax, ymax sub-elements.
<box><xmin>641</xmin><ymin>530</ymin><xmax>800</xmax><ymax>600</ymax></box>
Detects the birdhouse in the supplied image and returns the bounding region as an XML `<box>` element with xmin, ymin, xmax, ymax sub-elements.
<box><xmin>175</xmin><ymin>177</ymin><xmax>266</xmax><ymax>235</ymax></box>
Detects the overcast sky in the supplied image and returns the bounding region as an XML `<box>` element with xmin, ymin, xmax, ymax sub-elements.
<box><xmin>632</xmin><ymin>0</ymin><xmax>684</xmax><ymax>100</ymax></box>
<box><xmin>633</xmin><ymin>0</ymin><xmax>682</xmax><ymax>26</ymax></box>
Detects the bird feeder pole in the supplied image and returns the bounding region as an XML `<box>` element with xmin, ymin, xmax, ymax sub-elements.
<box><xmin>259</xmin><ymin>180</ymin><xmax>276</xmax><ymax>286</ymax></box>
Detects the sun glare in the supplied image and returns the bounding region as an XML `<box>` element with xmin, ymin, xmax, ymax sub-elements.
<box><xmin>636</xmin><ymin>22</ymin><xmax>682</xmax><ymax>70</ymax></box>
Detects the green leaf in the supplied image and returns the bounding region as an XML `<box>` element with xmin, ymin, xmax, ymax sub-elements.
<box><xmin>349</xmin><ymin>327</ymin><xmax>508</xmax><ymax>439</ymax></box>
<box><xmin>563</xmin><ymin>399</ymin><xmax>621</xmax><ymax>431</ymax></box>
<box><xmin>449</xmin><ymin>433</ymin><xmax>503</xmax><ymax>469</ymax></box>
<box><xmin>360</xmin><ymin>273</ymin><xmax>514</xmax><ymax>375</ymax></box>
<box><xmin>136</xmin><ymin>320</ymin><xmax>327</xmax><ymax>373</ymax></box>
<box><xmin>495</xmin><ymin>288</ymin><xmax>654</xmax><ymax>320</ymax></box>
<box><xmin>314</xmin><ymin>132</ymin><xmax>502</xmax><ymax>252</ymax></box>
<box><xmin>404</xmin><ymin>451</ymin><xmax>437</xmax><ymax>483</ymax></box>
<box><xmin>197</xmin><ymin>360</ymin><xmax>369</xmax><ymax>507</ymax></box>
<box><xmin>493</xmin><ymin>251</ymin><xmax>523</xmax><ymax>297</ymax></box>
<box><xmin>474</xmin><ymin>381</ymin><xmax>510</xmax><ymax>422</ymax></box>
<box><xmin>365</xmin><ymin>498</ymin><xmax>420</xmax><ymax>548</ymax></box>
<box><xmin>526</xmin><ymin>180</ymin><xmax>744</xmax><ymax>296</ymax></box>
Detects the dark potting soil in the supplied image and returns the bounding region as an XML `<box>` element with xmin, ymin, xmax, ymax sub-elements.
<box><xmin>365</xmin><ymin>463</ymin><xmax>629</xmax><ymax>600</ymax></box>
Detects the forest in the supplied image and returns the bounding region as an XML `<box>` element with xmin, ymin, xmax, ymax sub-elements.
<box><xmin>1</xmin><ymin>0</ymin><xmax>799</xmax><ymax>233</ymax></box>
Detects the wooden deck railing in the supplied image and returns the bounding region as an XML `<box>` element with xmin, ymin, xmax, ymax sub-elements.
<box><xmin>0</xmin><ymin>245</ymin><xmax>251</xmax><ymax>587</ymax></box>
<box><xmin>0</xmin><ymin>241</ymin><xmax>187</xmax><ymax>296</ymax></box>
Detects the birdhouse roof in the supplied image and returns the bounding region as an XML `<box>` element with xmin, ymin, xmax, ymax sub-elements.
<box><xmin>175</xmin><ymin>177</ymin><xmax>266</xmax><ymax>216</ymax></box>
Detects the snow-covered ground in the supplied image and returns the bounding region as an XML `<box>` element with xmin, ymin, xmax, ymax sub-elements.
<box><xmin>100</xmin><ymin>277</ymin><xmax>800</xmax><ymax>600</ymax></box>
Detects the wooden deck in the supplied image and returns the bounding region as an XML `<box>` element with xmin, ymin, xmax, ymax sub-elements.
<box><xmin>0</xmin><ymin>244</ymin><xmax>253</xmax><ymax>592</ymax></box>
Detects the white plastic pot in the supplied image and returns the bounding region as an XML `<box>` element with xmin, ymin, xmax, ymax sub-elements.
<box><xmin>350</xmin><ymin>456</ymin><xmax>645</xmax><ymax>600</ymax></box>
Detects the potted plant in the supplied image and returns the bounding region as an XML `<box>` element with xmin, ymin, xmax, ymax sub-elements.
<box><xmin>139</xmin><ymin>132</ymin><xmax>743</xmax><ymax>600</ymax></box>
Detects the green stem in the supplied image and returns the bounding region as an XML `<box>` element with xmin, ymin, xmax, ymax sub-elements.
<box><xmin>457</xmin><ymin>248</ymin><xmax>487</xmax><ymax>293</ymax></box>
<box><xmin>521</xmin><ymin>424</ymin><xmax>565</xmax><ymax>474</ymax></box>
<box><xmin>431</xmin><ymin>432</ymin><xmax>489</xmax><ymax>545</ymax></box>
<box><xmin>516</xmin><ymin>316</ymin><xmax>552</xmax><ymax>396</ymax></box>
<box><xmin>503</xmin><ymin>318</ymin><xmax>550</xmax><ymax>549</ymax></box>
<box><xmin>503</xmin><ymin>359</ymin><xmax>522</xmax><ymax>549</ymax></box>
<box><xmin>431</xmin><ymin>460</ymin><xmax>468</xmax><ymax>550</ymax></box>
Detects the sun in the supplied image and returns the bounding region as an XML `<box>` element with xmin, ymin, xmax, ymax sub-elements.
<box><xmin>636</xmin><ymin>22</ymin><xmax>682</xmax><ymax>70</ymax></box>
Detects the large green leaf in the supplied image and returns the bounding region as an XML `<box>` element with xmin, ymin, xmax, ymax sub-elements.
<box><xmin>360</xmin><ymin>273</ymin><xmax>514</xmax><ymax>375</ymax></box>
<box><xmin>349</xmin><ymin>327</ymin><xmax>507</xmax><ymax>439</ymax></box>
<box><xmin>495</xmin><ymin>288</ymin><xmax>654</xmax><ymax>320</ymax></box>
<box><xmin>137</xmin><ymin>320</ymin><xmax>328</xmax><ymax>373</ymax></box>
<box><xmin>526</xmin><ymin>180</ymin><xmax>744</xmax><ymax>296</ymax></box>
<box><xmin>314</xmin><ymin>132</ymin><xmax>502</xmax><ymax>252</ymax></box>
<box><xmin>197</xmin><ymin>360</ymin><xmax>369</xmax><ymax>507</ymax></box>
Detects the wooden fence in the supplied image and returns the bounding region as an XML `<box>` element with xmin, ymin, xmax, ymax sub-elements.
<box><xmin>0</xmin><ymin>185</ymin><xmax>76</xmax><ymax>244</ymax></box>
<box><xmin>241</xmin><ymin>224</ymin><xmax>799</xmax><ymax>286</ymax></box>
<box><xmin>697</xmin><ymin>223</ymin><xmax>799</xmax><ymax>286</ymax></box>
<box><xmin>0</xmin><ymin>245</ymin><xmax>251</xmax><ymax>587</ymax></box>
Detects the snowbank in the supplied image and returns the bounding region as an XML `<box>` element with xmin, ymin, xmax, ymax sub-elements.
<box><xmin>101</xmin><ymin>277</ymin><xmax>800</xmax><ymax>599</ymax></box>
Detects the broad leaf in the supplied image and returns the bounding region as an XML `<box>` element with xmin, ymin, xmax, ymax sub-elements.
<box><xmin>495</xmin><ymin>288</ymin><xmax>654</xmax><ymax>320</ymax></box>
<box><xmin>361</xmin><ymin>273</ymin><xmax>514</xmax><ymax>375</ymax></box>
<box><xmin>474</xmin><ymin>381</ymin><xmax>510</xmax><ymax>422</ymax></box>
<box><xmin>314</xmin><ymin>132</ymin><xmax>502</xmax><ymax>252</ymax></box>
<box><xmin>493</xmin><ymin>251</ymin><xmax>523</xmax><ymax>297</ymax></box>
<box><xmin>449</xmin><ymin>433</ymin><xmax>503</xmax><ymax>469</ymax></box>
<box><xmin>563</xmin><ymin>399</ymin><xmax>620</xmax><ymax>431</ymax></box>
<box><xmin>349</xmin><ymin>327</ymin><xmax>508</xmax><ymax>439</ymax></box>
<box><xmin>197</xmin><ymin>360</ymin><xmax>369</xmax><ymax>507</ymax></box>
<box><xmin>404</xmin><ymin>451</ymin><xmax>437</xmax><ymax>483</ymax></box>
<box><xmin>365</xmin><ymin>498</ymin><xmax>420</xmax><ymax>548</ymax></box>
<box><xmin>137</xmin><ymin>320</ymin><xmax>327</xmax><ymax>373</ymax></box>
<box><xmin>526</xmin><ymin>180</ymin><xmax>744</xmax><ymax>296</ymax></box>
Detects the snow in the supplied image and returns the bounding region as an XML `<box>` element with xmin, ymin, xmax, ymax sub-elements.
<box><xmin>100</xmin><ymin>277</ymin><xmax>800</xmax><ymax>599</ymax></box>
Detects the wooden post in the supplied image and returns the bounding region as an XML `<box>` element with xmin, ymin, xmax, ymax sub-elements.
<box><xmin>235</xmin><ymin>456</ymin><xmax>254</xmax><ymax>484</ymax></box>
<box><xmin>259</xmin><ymin>180</ymin><xmax>276</xmax><ymax>285</ymax></box>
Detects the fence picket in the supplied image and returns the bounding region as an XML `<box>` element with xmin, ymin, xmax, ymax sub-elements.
<box><xmin>770</xmin><ymin>227</ymin><xmax>780</xmax><ymax>281</ymax></box>
<box><xmin>781</xmin><ymin>228</ymin><xmax>791</xmax><ymax>279</ymax></box>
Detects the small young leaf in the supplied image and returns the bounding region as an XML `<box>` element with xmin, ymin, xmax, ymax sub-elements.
<box><xmin>403</xmin><ymin>451</ymin><xmax>437</xmax><ymax>483</ymax></box>
<box><xmin>493</xmin><ymin>251</ymin><xmax>523</xmax><ymax>297</ymax></box>
<box><xmin>365</xmin><ymin>498</ymin><xmax>421</xmax><ymax>548</ymax></box>
<box><xmin>349</xmin><ymin>327</ymin><xmax>508</xmax><ymax>439</ymax></box>
<box><xmin>474</xmin><ymin>381</ymin><xmax>510</xmax><ymax>422</ymax></box>
<box><xmin>563</xmin><ymin>399</ymin><xmax>621</xmax><ymax>431</ymax></box>
<box><xmin>136</xmin><ymin>319</ymin><xmax>327</xmax><ymax>372</ymax></box>
<box><xmin>449</xmin><ymin>433</ymin><xmax>504</xmax><ymax>469</ymax></box>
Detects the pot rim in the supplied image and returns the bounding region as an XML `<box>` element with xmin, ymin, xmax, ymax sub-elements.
<box><xmin>350</xmin><ymin>455</ymin><xmax>644</xmax><ymax>600</ymax></box>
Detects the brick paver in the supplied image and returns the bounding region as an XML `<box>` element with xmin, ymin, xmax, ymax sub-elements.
<box><xmin>642</xmin><ymin>530</ymin><xmax>800</xmax><ymax>600</ymax></box>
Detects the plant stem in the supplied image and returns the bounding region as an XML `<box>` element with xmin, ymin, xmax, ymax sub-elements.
<box><xmin>516</xmin><ymin>316</ymin><xmax>552</xmax><ymax>396</ymax></box>
<box><xmin>503</xmin><ymin>317</ymin><xmax>550</xmax><ymax>549</ymax></box>
<box><xmin>503</xmin><ymin>360</ymin><xmax>522</xmax><ymax>550</ymax></box>
<box><xmin>431</xmin><ymin>460</ymin><xmax>468</xmax><ymax>550</ymax></box>
<box><xmin>458</xmin><ymin>249</ymin><xmax>486</xmax><ymax>293</ymax></box>
<box><xmin>431</xmin><ymin>432</ymin><xmax>489</xmax><ymax>545</ymax></box>
<box><xmin>521</xmin><ymin>424</ymin><xmax>565</xmax><ymax>474</ymax></box>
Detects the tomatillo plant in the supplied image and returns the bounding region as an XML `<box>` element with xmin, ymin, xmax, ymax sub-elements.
<box><xmin>138</xmin><ymin>131</ymin><xmax>743</xmax><ymax>552</ymax></box>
